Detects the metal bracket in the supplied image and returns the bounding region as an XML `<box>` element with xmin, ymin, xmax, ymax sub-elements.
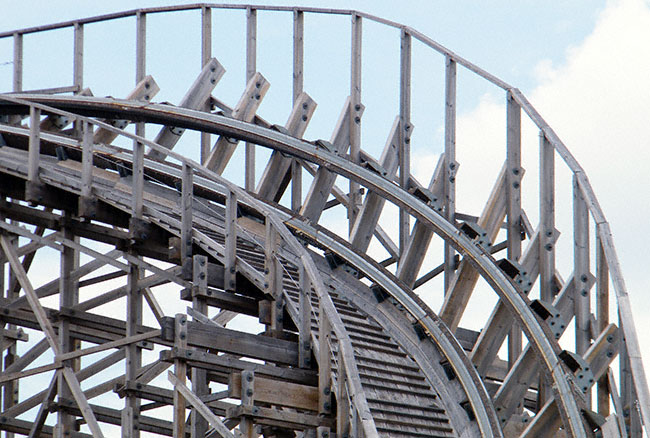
<box><xmin>559</xmin><ymin>350</ymin><xmax>595</xmax><ymax>393</ymax></box>
<box><xmin>496</xmin><ymin>258</ymin><xmax>532</xmax><ymax>293</ymax></box>
<box><xmin>530</xmin><ymin>299</ymin><xmax>565</xmax><ymax>339</ymax></box>
<box><xmin>168</xmin><ymin>125</ymin><xmax>185</xmax><ymax>136</ymax></box>
<box><xmin>459</xmin><ymin>221</ymin><xmax>491</xmax><ymax>251</ymax></box>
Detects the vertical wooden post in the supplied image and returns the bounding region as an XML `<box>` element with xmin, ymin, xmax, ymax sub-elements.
<box><xmin>573</xmin><ymin>176</ymin><xmax>591</xmax><ymax>359</ymax></box>
<box><xmin>80</xmin><ymin>121</ymin><xmax>93</xmax><ymax>199</ymax></box>
<box><xmin>318</xmin><ymin>303</ymin><xmax>332</xmax><ymax>417</ymax></box>
<box><xmin>173</xmin><ymin>314</ymin><xmax>188</xmax><ymax>438</ymax></box>
<box><xmin>291</xmin><ymin>10</ymin><xmax>304</xmax><ymax>211</ymax></box>
<box><xmin>13</xmin><ymin>33</ymin><xmax>22</xmax><ymax>92</ymax></box>
<box><xmin>265</xmin><ymin>221</ymin><xmax>283</xmax><ymax>333</ymax></box>
<box><xmin>336</xmin><ymin>354</ymin><xmax>350</xmax><ymax>438</ymax></box>
<box><xmin>27</xmin><ymin>107</ymin><xmax>41</xmax><ymax>185</ymax></box>
<box><xmin>191</xmin><ymin>255</ymin><xmax>209</xmax><ymax>438</ymax></box>
<box><xmin>200</xmin><ymin>6</ymin><xmax>212</xmax><ymax>163</ymax></box>
<box><xmin>181</xmin><ymin>164</ymin><xmax>193</xmax><ymax>278</ymax></box>
<box><xmin>538</xmin><ymin>131</ymin><xmax>555</xmax><ymax>406</ymax></box>
<box><xmin>245</xmin><ymin>7</ymin><xmax>257</xmax><ymax>192</ymax></box>
<box><xmin>596</xmin><ymin>232</ymin><xmax>609</xmax><ymax>416</ymax></box>
<box><xmin>298</xmin><ymin>264</ymin><xmax>312</xmax><ymax>369</ymax></box>
<box><xmin>506</xmin><ymin>91</ymin><xmax>522</xmax><ymax>369</ymax></box>
<box><xmin>224</xmin><ymin>189</ymin><xmax>237</xmax><ymax>292</ymax></box>
<box><xmin>443</xmin><ymin>56</ymin><xmax>457</xmax><ymax>293</ymax></box>
<box><xmin>132</xmin><ymin>142</ymin><xmax>144</xmax><ymax>218</ymax></box>
<box><xmin>57</xmin><ymin>223</ymin><xmax>79</xmax><ymax>437</ymax></box>
<box><xmin>349</xmin><ymin>13</ymin><xmax>362</xmax><ymax>234</ymax></box>
<box><xmin>136</xmin><ymin>12</ymin><xmax>146</xmax><ymax>84</ymax></box>
<box><xmin>124</xmin><ymin>253</ymin><xmax>143</xmax><ymax>438</ymax></box>
<box><xmin>398</xmin><ymin>29</ymin><xmax>411</xmax><ymax>255</ymax></box>
<box><xmin>239</xmin><ymin>370</ymin><xmax>255</xmax><ymax>438</ymax></box>
<box><xmin>73</xmin><ymin>22</ymin><xmax>84</xmax><ymax>91</ymax></box>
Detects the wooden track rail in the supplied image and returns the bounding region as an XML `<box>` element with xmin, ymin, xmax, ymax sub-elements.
<box><xmin>0</xmin><ymin>5</ymin><xmax>648</xmax><ymax>438</ymax></box>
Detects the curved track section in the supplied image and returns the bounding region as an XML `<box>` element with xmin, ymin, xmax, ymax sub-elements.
<box><xmin>0</xmin><ymin>5</ymin><xmax>648</xmax><ymax>438</ymax></box>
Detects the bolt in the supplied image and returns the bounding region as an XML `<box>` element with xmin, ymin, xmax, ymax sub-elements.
<box><xmin>581</xmin><ymin>274</ymin><xmax>589</xmax><ymax>282</ymax></box>
<box><xmin>545</xmin><ymin>243</ymin><xmax>553</xmax><ymax>251</ymax></box>
<box><xmin>246</xmin><ymin>374</ymin><xmax>253</xmax><ymax>382</ymax></box>
<box><xmin>513</xmin><ymin>182</ymin><xmax>520</xmax><ymax>189</ymax></box>
<box><xmin>355</xmin><ymin>104</ymin><xmax>361</xmax><ymax>111</ymax></box>
<box><xmin>513</xmin><ymin>168</ymin><xmax>520</xmax><ymax>175</ymax></box>
<box><xmin>303</xmin><ymin>103</ymin><xmax>309</xmax><ymax>110</ymax></box>
<box><xmin>256</xmin><ymin>82</ymin><xmax>261</xmax><ymax>88</ymax></box>
<box><xmin>246</xmin><ymin>389</ymin><xmax>253</xmax><ymax>397</ymax></box>
<box><xmin>323</xmin><ymin>387</ymin><xmax>331</xmax><ymax>396</ymax></box>
<box><xmin>354</xmin><ymin>116</ymin><xmax>360</xmax><ymax>123</ymax></box>
<box><xmin>199</xmin><ymin>272</ymin><xmax>206</xmax><ymax>280</ymax></box>
<box><xmin>180</xmin><ymin>333</ymin><xmax>186</xmax><ymax>340</ymax></box>
<box><xmin>581</xmin><ymin>290</ymin><xmax>588</xmax><ymax>297</ymax></box>
<box><xmin>211</xmin><ymin>78</ymin><xmax>216</xmax><ymax>84</ymax></box>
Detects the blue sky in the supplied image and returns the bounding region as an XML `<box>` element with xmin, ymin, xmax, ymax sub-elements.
<box><xmin>2</xmin><ymin>0</ymin><xmax>650</xmax><ymax>430</ymax></box>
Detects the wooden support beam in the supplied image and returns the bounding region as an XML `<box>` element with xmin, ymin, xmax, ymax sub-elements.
<box><xmin>173</xmin><ymin>314</ymin><xmax>187</xmax><ymax>438</ymax></box>
<box><xmin>136</xmin><ymin>11</ymin><xmax>146</xmax><ymax>83</ymax></box>
<box><xmin>438</xmin><ymin>164</ymin><xmax>508</xmax><ymax>331</ymax></box>
<box><xmin>168</xmin><ymin>371</ymin><xmax>235</xmax><ymax>438</ymax></box>
<box><xmin>349</xmin><ymin>13</ymin><xmax>363</xmax><ymax>232</ymax></box>
<box><xmin>596</xmin><ymin>234</ymin><xmax>610</xmax><ymax>417</ymax></box>
<box><xmin>292</xmin><ymin>10</ymin><xmax>304</xmax><ymax>211</ymax></box>
<box><xmin>519</xmin><ymin>324</ymin><xmax>620</xmax><ymax>438</ymax></box>
<box><xmin>147</xmin><ymin>58</ymin><xmax>225</xmax><ymax>161</ymax></box>
<box><xmin>574</xmin><ymin>175</ymin><xmax>592</xmax><ymax>358</ymax></box>
<box><xmin>395</xmin><ymin>153</ymin><xmax>445</xmax><ymax>286</ymax></box>
<box><xmin>200</xmin><ymin>6</ymin><xmax>212</xmax><ymax>163</ymax></box>
<box><xmin>229</xmin><ymin>372</ymin><xmax>318</xmax><ymax>412</ymax></box>
<box><xmin>225</xmin><ymin>189</ymin><xmax>237</xmax><ymax>291</ymax></box>
<box><xmin>443</xmin><ymin>56</ymin><xmax>457</xmax><ymax>292</ymax></box>
<box><xmin>73</xmin><ymin>22</ymin><xmax>83</xmax><ymax>91</ymax></box>
<box><xmin>239</xmin><ymin>369</ymin><xmax>255</xmax><ymax>438</ymax></box>
<box><xmin>93</xmin><ymin>76</ymin><xmax>159</xmax><ymax>145</ymax></box>
<box><xmin>13</xmin><ymin>32</ymin><xmax>23</xmax><ymax>92</ymax></box>
<box><xmin>398</xmin><ymin>29</ymin><xmax>412</xmax><ymax>253</ymax></box>
<box><xmin>27</xmin><ymin>371</ymin><xmax>58</xmax><ymax>438</ymax></box>
<box><xmin>245</xmin><ymin>7</ymin><xmax>257</xmax><ymax>191</ymax></box>
<box><xmin>181</xmin><ymin>163</ymin><xmax>193</xmax><ymax>277</ymax></box>
<box><xmin>299</xmin><ymin>264</ymin><xmax>312</xmax><ymax>369</ymax></box>
<box><xmin>318</xmin><ymin>302</ymin><xmax>332</xmax><ymax>416</ymax></box>
<box><xmin>203</xmin><ymin>72</ymin><xmax>270</xmax><ymax>173</ymax></box>
<box><xmin>349</xmin><ymin>116</ymin><xmax>399</xmax><ymax>253</ymax></box>
<box><xmin>256</xmin><ymin>92</ymin><xmax>316</xmax><ymax>202</ymax></box>
<box><xmin>300</xmin><ymin>97</ymin><xmax>363</xmax><ymax>222</ymax></box>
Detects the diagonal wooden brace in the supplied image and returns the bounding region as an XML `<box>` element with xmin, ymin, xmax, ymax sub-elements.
<box><xmin>349</xmin><ymin>116</ymin><xmax>400</xmax><ymax>253</ymax></box>
<box><xmin>439</xmin><ymin>163</ymin><xmax>508</xmax><ymax>331</ymax></box>
<box><xmin>147</xmin><ymin>58</ymin><xmax>225</xmax><ymax>161</ymax></box>
<box><xmin>203</xmin><ymin>72</ymin><xmax>270</xmax><ymax>173</ymax></box>
<box><xmin>93</xmin><ymin>75</ymin><xmax>160</xmax><ymax>144</ymax></box>
<box><xmin>256</xmin><ymin>91</ymin><xmax>316</xmax><ymax>201</ymax></box>
<box><xmin>300</xmin><ymin>96</ymin><xmax>364</xmax><ymax>222</ymax></box>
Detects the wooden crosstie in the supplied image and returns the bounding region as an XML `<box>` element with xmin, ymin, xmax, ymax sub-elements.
<box><xmin>0</xmin><ymin>5</ymin><xmax>648</xmax><ymax>438</ymax></box>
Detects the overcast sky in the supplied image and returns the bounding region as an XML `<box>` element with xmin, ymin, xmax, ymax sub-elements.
<box><xmin>3</xmin><ymin>0</ymin><xmax>650</xmax><ymax>422</ymax></box>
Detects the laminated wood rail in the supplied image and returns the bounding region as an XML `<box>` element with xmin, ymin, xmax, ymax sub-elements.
<box><xmin>0</xmin><ymin>5</ymin><xmax>648</xmax><ymax>438</ymax></box>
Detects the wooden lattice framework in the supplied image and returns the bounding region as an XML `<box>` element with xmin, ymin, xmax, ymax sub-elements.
<box><xmin>0</xmin><ymin>5</ymin><xmax>648</xmax><ymax>438</ymax></box>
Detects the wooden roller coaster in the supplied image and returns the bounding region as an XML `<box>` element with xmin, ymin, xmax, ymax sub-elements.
<box><xmin>0</xmin><ymin>5</ymin><xmax>648</xmax><ymax>438</ymax></box>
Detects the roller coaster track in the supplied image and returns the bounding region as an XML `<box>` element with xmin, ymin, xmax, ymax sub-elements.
<box><xmin>0</xmin><ymin>5</ymin><xmax>648</xmax><ymax>438</ymax></box>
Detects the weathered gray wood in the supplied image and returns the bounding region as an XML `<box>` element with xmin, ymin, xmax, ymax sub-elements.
<box><xmin>349</xmin><ymin>117</ymin><xmax>399</xmax><ymax>252</ymax></box>
<box><xmin>203</xmin><ymin>72</ymin><xmax>270</xmax><ymax>173</ymax></box>
<box><xmin>396</xmin><ymin>153</ymin><xmax>445</xmax><ymax>286</ymax></box>
<box><xmin>607</xmin><ymin>369</ymin><xmax>628</xmax><ymax>438</ymax></box>
<box><xmin>224</xmin><ymin>189</ymin><xmax>237</xmax><ymax>291</ymax></box>
<box><xmin>27</xmin><ymin>371</ymin><xmax>58</xmax><ymax>438</ymax></box>
<box><xmin>27</xmin><ymin>106</ymin><xmax>40</xmax><ymax>186</ymax></box>
<box><xmin>443</xmin><ymin>56</ymin><xmax>457</xmax><ymax>292</ymax></box>
<box><xmin>300</xmin><ymin>97</ymin><xmax>362</xmax><ymax>222</ymax></box>
<box><xmin>597</xmin><ymin>235</ymin><xmax>610</xmax><ymax>416</ymax></box>
<box><xmin>147</xmin><ymin>58</ymin><xmax>225</xmax><ymax>161</ymax></box>
<box><xmin>200</xmin><ymin>6</ymin><xmax>212</xmax><ymax>163</ymax></box>
<box><xmin>239</xmin><ymin>369</ymin><xmax>254</xmax><ymax>437</ymax></box>
<box><xmin>292</xmin><ymin>9</ymin><xmax>305</xmax><ymax>212</ymax></box>
<box><xmin>256</xmin><ymin>92</ymin><xmax>316</xmax><ymax>201</ymax></box>
<box><xmin>299</xmin><ymin>264</ymin><xmax>312</xmax><ymax>369</ymax></box>
<box><xmin>173</xmin><ymin>314</ymin><xmax>187</xmax><ymax>438</ymax></box>
<box><xmin>93</xmin><ymin>76</ymin><xmax>159</xmax><ymax>145</ymax></box>
<box><xmin>439</xmin><ymin>164</ymin><xmax>507</xmax><ymax>331</ymax></box>
<box><xmin>168</xmin><ymin>371</ymin><xmax>235</xmax><ymax>438</ymax></box>
<box><xmin>13</xmin><ymin>32</ymin><xmax>23</xmax><ymax>92</ymax></box>
<box><xmin>73</xmin><ymin>22</ymin><xmax>83</xmax><ymax>90</ymax></box>
<box><xmin>136</xmin><ymin>11</ymin><xmax>146</xmax><ymax>83</ymax></box>
<box><xmin>349</xmin><ymin>13</ymin><xmax>363</xmax><ymax>232</ymax></box>
<box><xmin>318</xmin><ymin>301</ymin><xmax>332</xmax><ymax>416</ymax></box>
<box><xmin>245</xmin><ymin>7</ymin><xmax>257</xmax><ymax>191</ymax></box>
<box><xmin>181</xmin><ymin>163</ymin><xmax>193</xmax><ymax>272</ymax></box>
<box><xmin>398</xmin><ymin>29</ymin><xmax>411</xmax><ymax>252</ymax></box>
<box><xmin>573</xmin><ymin>175</ymin><xmax>591</xmax><ymax>357</ymax></box>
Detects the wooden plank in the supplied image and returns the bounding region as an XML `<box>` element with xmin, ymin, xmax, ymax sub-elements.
<box><xmin>173</xmin><ymin>314</ymin><xmax>187</xmax><ymax>438</ymax></box>
<box><xmin>225</xmin><ymin>189</ymin><xmax>237</xmax><ymax>291</ymax></box>
<box><xmin>73</xmin><ymin>22</ymin><xmax>83</xmax><ymax>90</ymax></box>
<box><xmin>228</xmin><ymin>404</ymin><xmax>332</xmax><ymax>429</ymax></box>
<box><xmin>229</xmin><ymin>372</ymin><xmax>318</xmax><ymax>411</ymax></box>
<box><xmin>146</xmin><ymin>58</ymin><xmax>225</xmax><ymax>161</ymax></box>
<box><xmin>203</xmin><ymin>72</ymin><xmax>270</xmax><ymax>173</ymax></box>
<box><xmin>136</xmin><ymin>11</ymin><xmax>146</xmax><ymax>82</ymax></box>
<box><xmin>200</xmin><ymin>6</ymin><xmax>212</xmax><ymax>163</ymax></box>
<box><xmin>181</xmin><ymin>163</ymin><xmax>193</xmax><ymax>270</ymax></box>
<box><xmin>596</xmin><ymin>234</ymin><xmax>610</xmax><ymax>416</ymax></box>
